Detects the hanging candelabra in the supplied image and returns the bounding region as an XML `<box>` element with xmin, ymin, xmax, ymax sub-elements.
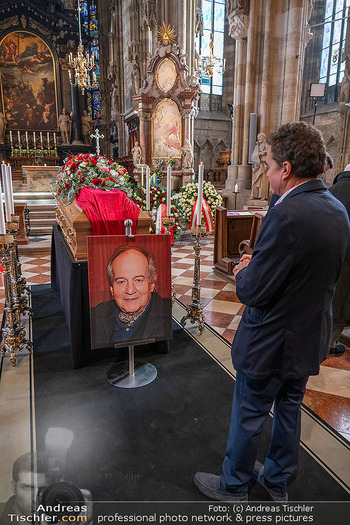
<box><xmin>197</xmin><ymin>35</ymin><xmax>226</xmax><ymax>78</ymax></box>
<box><xmin>68</xmin><ymin>3</ymin><xmax>97</xmax><ymax>95</ymax></box>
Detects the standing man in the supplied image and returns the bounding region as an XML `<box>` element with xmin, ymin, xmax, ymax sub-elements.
<box><xmin>329</xmin><ymin>163</ymin><xmax>350</xmax><ymax>355</ymax></box>
<box><xmin>194</xmin><ymin>122</ymin><xmax>350</xmax><ymax>502</ymax></box>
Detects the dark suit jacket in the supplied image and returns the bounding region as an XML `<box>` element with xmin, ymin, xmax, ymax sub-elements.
<box><xmin>232</xmin><ymin>179</ymin><xmax>350</xmax><ymax>380</ymax></box>
<box><xmin>90</xmin><ymin>292</ymin><xmax>172</xmax><ymax>349</ymax></box>
<box><xmin>329</xmin><ymin>171</ymin><xmax>350</xmax><ymax>321</ymax></box>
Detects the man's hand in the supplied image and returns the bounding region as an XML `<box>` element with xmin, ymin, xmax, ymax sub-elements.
<box><xmin>233</xmin><ymin>254</ymin><xmax>252</xmax><ymax>277</ymax></box>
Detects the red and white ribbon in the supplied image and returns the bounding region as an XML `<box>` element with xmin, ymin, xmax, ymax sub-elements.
<box><xmin>190</xmin><ymin>197</ymin><xmax>214</xmax><ymax>232</ymax></box>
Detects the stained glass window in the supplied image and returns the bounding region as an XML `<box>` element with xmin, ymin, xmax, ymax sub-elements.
<box><xmin>79</xmin><ymin>0</ymin><xmax>101</xmax><ymax>119</ymax></box>
<box><xmin>319</xmin><ymin>0</ymin><xmax>350</xmax><ymax>102</ymax></box>
<box><xmin>198</xmin><ymin>0</ymin><xmax>226</xmax><ymax>110</ymax></box>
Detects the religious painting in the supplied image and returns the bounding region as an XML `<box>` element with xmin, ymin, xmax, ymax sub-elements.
<box><xmin>156</xmin><ymin>58</ymin><xmax>177</xmax><ymax>93</ymax></box>
<box><xmin>87</xmin><ymin>235</ymin><xmax>172</xmax><ymax>349</ymax></box>
<box><xmin>0</xmin><ymin>31</ymin><xmax>58</xmax><ymax>130</ymax></box>
<box><xmin>152</xmin><ymin>99</ymin><xmax>182</xmax><ymax>159</ymax></box>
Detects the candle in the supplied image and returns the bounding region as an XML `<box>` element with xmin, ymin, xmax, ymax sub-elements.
<box><xmin>9</xmin><ymin>131</ymin><xmax>12</xmax><ymax>143</ymax></box>
<box><xmin>53</xmin><ymin>132</ymin><xmax>56</xmax><ymax>144</ymax></box>
<box><xmin>47</xmin><ymin>132</ymin><xmax>50</xmax><ymax>146</ymax></box>
<box><xmin>0</xmin><ymin>177</ymin><xmax>6</xmax><ymax>235</ymax></box>
<box><xmin>2</xmin><ymin>163</ymin><xmax>11</xmax><ymax>222</ymax></box>
<box><xmin>25</xmin><ymin>131</ymin><xmax>28</xmax><ymax>143</ymax></box>
<box><xmin>33</xmin><ymin>131</ymin><xmax>36</xmax><ymax>143</ymax></box>
<box><xmin>166</xmin><ymin>165</ymin><xmax>171</xmax><ymax>215</ymax></box>
<box><xmin>146</xmin><ymin>166</ymin><xmax>150</xmax><ymax>211</ymax></box>
<box><xmin>197</xmin><ymin>162</ymin><xmax>204</xmax><ymax>226</ymax></box>
<box><xmin>7</xmin><ymin>164</ymin><xmax>14</xmax><ymax>215</ymax></box>
<box><xmin>17</xmin><ymin>131</ymin><xmax>20</xmax><ymax>144</ymax></box>
<box><xmin>235</xmin><ymin>183</ymin><xmax>238</xmax><ymax>192</ymax></box>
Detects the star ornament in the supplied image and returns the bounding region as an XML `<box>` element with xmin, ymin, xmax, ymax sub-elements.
<box><xmin>157</xmin><ymin>22</ymin><xmax>177</xmax><ymax>46</ymax></box>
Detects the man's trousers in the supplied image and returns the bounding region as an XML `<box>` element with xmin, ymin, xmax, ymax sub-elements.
<box><xmin>220</xmin><ymin>372</ymin><xmax>308</xmax><ymax>496</ymax></box>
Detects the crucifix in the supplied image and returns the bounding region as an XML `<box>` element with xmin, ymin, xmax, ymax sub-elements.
<box><xmin>90</xmin><ymin>128</ymin><xmax>104</xmax><ymax>155</ymax></box>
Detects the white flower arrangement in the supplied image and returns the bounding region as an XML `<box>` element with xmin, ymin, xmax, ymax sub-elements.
<box><xmin>178</xmin><ymin>180</ymin><xmax>222</xmax><ymax>223</ymax></box>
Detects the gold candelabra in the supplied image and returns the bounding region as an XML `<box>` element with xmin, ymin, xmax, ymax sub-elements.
<box><xmin>162</xmin><ymin>216</ymin><xmax>177</xmax><ymax>305</ymax></box>
<box><xmin>197</xmin><ymin>36</ymin><xmax>226</xmax><ymax>79</ymax></box>
<box><xmin>0</xmin><ymin>230</ymin><xmax>33</xmax><ymax>366</ymax></box>
<box><xmin>180</xmin><ymin>225</ymin><xmax>207</xmax><ymax>334</ymax></box>
<box><xmin>68</xmin><ymin>4</ymin><xmax>97</xmax><ymax>95</ymax></box>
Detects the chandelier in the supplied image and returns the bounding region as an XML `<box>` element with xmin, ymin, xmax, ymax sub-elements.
<box><xmin>68</xmin><ymin>3</ymin><xmax>97</xmax><ymax>95</ymax></box>
<box><xmin>197</xmin><ymin>36</ymin><xmax>226</xmax><ymax>79</ymax></box>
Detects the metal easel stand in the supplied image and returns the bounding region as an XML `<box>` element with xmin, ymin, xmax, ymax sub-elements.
<box><xmin>105</xmin><ymin>219</ymin><xmax>157</xmax><ymax>388</ymax></box>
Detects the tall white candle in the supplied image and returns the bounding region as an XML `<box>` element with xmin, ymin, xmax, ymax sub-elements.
<box><xmin>53</xmin><ymin>132</ymin><xmax>56</xmax><ymax>144</ymax></box>
<box><xmin>33</xmin><ymin>131</ymin><xmax>36</xmax><ymax>143</ymax></box>
<box><xmin>47</xmin><ymin>132</ymin><xmax>50</xmax><ymax>146</ymax></box>
<box><xmin>7</xmin><ymin>164</ymin><xmax>14</xmax><ymax>215</ymax></box>
<box><xmin>234</xmin><ymin>183</ymin><xmax>238</xmax><ymax>192</ymax></box>
<box><xmin>25</xmin><ymin>131</ymin><xmax>28</xmax><ymax>144</ymax></box>
<box><xmin>17</xmin><ymin>131</ymin><xmax>21</xmax><ymax>144</ymax></box>
<box><xmin>197</xmin><ymin>162</ymin><xmax>204</xmax><ymax>226</ymax></box>
<box><xmin>0</xmin><ymin>177</ymin><xmax>6</xmax><ymax>235</ymax></box>
<box><xmin>9</xmin><ymin>130</ymin><xmax>13</xmax><ymax>143</ymax></box>
<box><xmin>146</xmin><ymin>166</ymin><xmax>150</xmax><ymax>211</ymax></box>
<box><xmin>166</xmin><ymin>165</ymin><xmax>171</xmax><ymax>216</ymax></box>
<box><xmin>2</xmin><ymin>163</ymin><xmax>11</xmax><ymax>222</ymax></box>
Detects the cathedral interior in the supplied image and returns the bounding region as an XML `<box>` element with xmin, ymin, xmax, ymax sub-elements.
<box><xmin>0</xmin><ymin>0</ymin><xmax>349</xmax><ymax>515</ymax></box>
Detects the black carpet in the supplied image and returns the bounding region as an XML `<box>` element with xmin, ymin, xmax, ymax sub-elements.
<box><xmin>32</xmin><ymin>285</ymin><xmax>349</xmax><ymax>502</ymax></box>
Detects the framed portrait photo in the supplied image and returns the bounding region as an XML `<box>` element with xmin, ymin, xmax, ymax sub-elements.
<box><xmin>87</xmin><ymin>234</ymin><xmax>173</xmax><ymax>349</ymax></box>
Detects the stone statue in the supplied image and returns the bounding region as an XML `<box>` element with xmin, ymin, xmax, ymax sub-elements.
<box><xmin>81</xmin><ymin>110</ymin><xmax>94</xmax><ymax>145</ymax></box>
<box><xmin>0</xmin><ymin>112</ymin><xmax>7</xmax><ymax>144</ymax></box>
<box><xmin>58</xmin><ymin>108</ymin><xmax>71</xmax><ymax>144</ymax></box>
<box><xmin>339</xmin><ymin>69</ymin><xmax>350</xmax><ymax>104</ymax></box>
<box><xmin>181</xmin><ymin>139</ymin><xmax>194</xmax><ymax>170</ymax></box>
<box><xmin>132</xmin><ymin>62</ymin><xmax>140</xmax><ymax>95</ymax></box>
<box><xmin>131</xmin><ymin>141</ymin><xmax>142</xmax><ymax>167</ymax></box>
<box><xmin>250</xmin><ymin>132</ymin><xmax>269</xmax><ymax>200</ymax></box>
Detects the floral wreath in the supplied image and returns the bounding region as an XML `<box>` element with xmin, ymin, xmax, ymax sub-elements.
<box><xmin>55</xmin><ymin>153</ymin><xmax>131</xmax><ymax>203</ymax></box>
<box><xmin>178</xmin><ymin>180</ymin><xmax>222</xmax><ymax>224</ymax></box>
<box><xmin>130</xmin><ymin>185</ymin><xmax>182</xmax><ymax>235</ymax></box>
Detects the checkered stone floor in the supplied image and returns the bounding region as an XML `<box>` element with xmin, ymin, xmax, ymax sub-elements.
<box><xmin>172</xmin><ymin>236</ymin><xmax>243</xmax><ymax>343</ymax></box>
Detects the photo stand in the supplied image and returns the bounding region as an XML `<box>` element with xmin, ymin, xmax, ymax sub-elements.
<box><xmin>106</xmin><ymin>339</ymin><xmax>157</xmax><ymax>389</ymax></box>
<box><xmin>105</xmin><ymin>219</ymin><xmax>158</xmax><ymax>388</ymax></box>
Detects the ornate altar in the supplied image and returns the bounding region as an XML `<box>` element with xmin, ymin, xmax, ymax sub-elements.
<box><xmin>55</xmin><ymin>199</ymin><xmax>152</xmax><ymax>262</ymax></box>
<box><xmin>133</xmin><ymin>25</ymin><xmax>199</xmax><ymax>190</ymax></box>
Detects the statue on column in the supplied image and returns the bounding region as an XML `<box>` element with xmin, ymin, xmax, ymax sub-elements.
<box><xmin>250</xmin><ymin>133</ymin><xmax>269</xmax><ymax>200</ymax></box>
<box><xmin>58</xmin><ymin>108</ymin><xmax>71</xmax><ymax>144</ymax></box>
<box><xmin>131</xmin><ymin>141</ymin><xmax>142</xmax><ymax>167</ymax></box>
<box><xmin>0</xmin><ymin>111</ymin><xmax>6</xmax><ymax>144</ymax></box>
<box><xmin>132</xmin><ymin>61</ymin><xmax>141</xmax><ymax>95</ymax></box>
<box><xmin>81</xmin><ymin>110</ymin><xmax>94</xmax><ymax>145</ymax></box>
<box><xmin>181</xmin><ymin>139</ymin><xmax>194</xmax><ymax>170</ymax></box>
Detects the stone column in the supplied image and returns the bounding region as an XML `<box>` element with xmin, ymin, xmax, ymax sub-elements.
<box><xmin>223</xmin><ymin>2</ymin><xmax>250</xmax><ymax>208</ymax></box>
<box><xmin>70</xmin><ymin>85</ymin><xmax>83</xmax><ymax>144</ymax></box>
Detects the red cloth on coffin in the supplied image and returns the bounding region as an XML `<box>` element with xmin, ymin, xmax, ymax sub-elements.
<box><xmin>75</xmin><ymin>187</ymin><xmax>140</xmax><ymax>235</ymax></box>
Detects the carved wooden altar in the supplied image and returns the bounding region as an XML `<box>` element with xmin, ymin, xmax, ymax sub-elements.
<box><xmin>133</xmin><ymin>38</ymin><xmax>199</xmax><ymax>190</ymax></box>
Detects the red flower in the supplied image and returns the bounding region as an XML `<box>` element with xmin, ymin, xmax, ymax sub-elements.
<box><xmin>123</xmin><ymin>168</ymin><xmax>127</xmax><ymax>173</ymax></box>
<box><xmin>70</xmin><ymin>162</ymin><xmax>77</xmax><ymax>172</ymax></box>
<box><xmin>89</xmin><ymin>158</ymin><xmax>97</xmax><ymax>166</ymax></box>
<box><xmin>92</xmin><ymin>178</ymin><xmax>102</xmax><ymax>186</ymax></box>
<box><xmin>105</xmin><ymin>177</ymin><xmax>115</xmax><ymax>182</ymax></box>
<box><xmin>80</xmin><ymin>177</ymin><xmax>86</xmax><ymax>183</ymax></box>
<box><xmin>58</xmin><ymin>188</ymin><xmax>61</xmax><ymax>195</ymax></box>
<box><xmin>64</xmin><ymin>183</ymin><xmax>71</xmax><ymax>190</ymax></box>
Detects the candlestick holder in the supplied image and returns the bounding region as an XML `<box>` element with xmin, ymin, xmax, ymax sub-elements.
<box><xmin>162</xmin><ymin>215</ymin><xmax>175</xmax><ymax>234</ymax></box>
<box><xmin>7</xmin><ymin>218</ymin><xmax>32</xmax><ymax>313</ymax></box>
<box><xmin>233</xmin><ymin>190</ymin><xmax>240</xmax><ymax>210</ymax></box>
<box><xmin>0</xmin><ymin>234</ymin><xmax>33</xmax><ymax>366</ymax></box>
<box><xmin>180</xmin><ymin>224</ymin><xmax>207</xmax><ymax>334</ymax></box>
<box><xmin>54</xmin><ymin>144</ymin><xmax>58</xmax><ymax>157</ymax></box>
<box><xmin>10</xmin><ymin>141</ymin><xmax>14</xmax><ymax>156</ymax></box>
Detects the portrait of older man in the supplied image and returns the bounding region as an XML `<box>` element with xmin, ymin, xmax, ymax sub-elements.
<box><xmin>90</xmin><ymin>245</ymin><xmax>172</xmax><ymax>348</ymax></box>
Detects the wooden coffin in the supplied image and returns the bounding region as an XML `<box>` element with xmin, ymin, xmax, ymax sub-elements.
<box><xmin>55</xmin><ymin>198</ymin><xmax>153</xmax><ymax>262</ymax></box>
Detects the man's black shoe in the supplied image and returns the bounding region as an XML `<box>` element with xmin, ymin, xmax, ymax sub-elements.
<box><xmin>252</xmin><ymin>461</ymin><xmax>288</xmax><ymax>502</ymax></box>
<box><xmin>329</xmin><ymin>344</ymin><xmax>346</xmax><ymax>356</ymax></box>
<box><xmin>194</xmin><ymin>472</ymin><xmax>248</xmax><ymax>502</ymax></box>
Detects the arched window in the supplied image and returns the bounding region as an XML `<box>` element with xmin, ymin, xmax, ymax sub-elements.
<box><xmin>80</xmin><ymin>0</ymin><xmax>101</xmax><ymax>119</ymax></box>
<box><xmin>197</xmin><ymin>0</ymin><xmax>226</xmax><ymax>111</ymax></box>
<box><xmin>319</xmin><ymin>0</ymin><xmax>350</xmax><ymax>103</ymax></box>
